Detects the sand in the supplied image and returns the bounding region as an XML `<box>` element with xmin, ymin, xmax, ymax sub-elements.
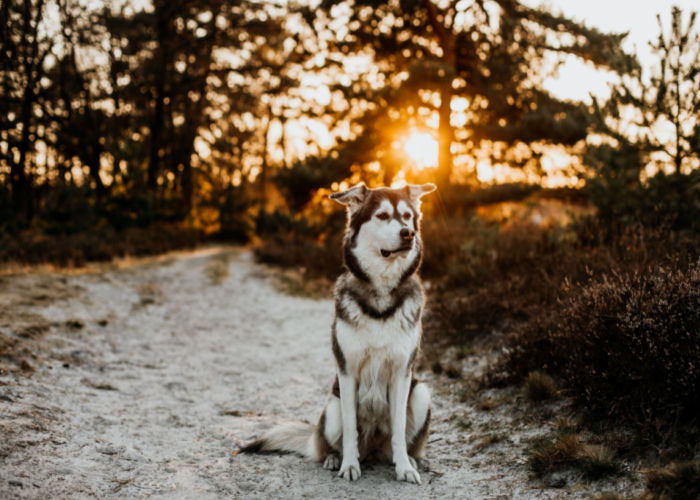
<box><xmin>0</xmin><ymin>247</ymin><xmax>641</xmax><ymax>498</ymax></box>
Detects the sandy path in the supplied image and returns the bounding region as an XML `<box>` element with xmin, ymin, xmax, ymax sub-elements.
<box><xmin>0</xmin><ymin>248</ymin><xmax>638</xmax><ymax>498</ymax></box>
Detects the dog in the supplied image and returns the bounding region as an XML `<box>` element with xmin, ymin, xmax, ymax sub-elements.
<box><xmin>241</xmin><ymin>182</ymin><xmax>436</xmax><ymax>484</ymax></box>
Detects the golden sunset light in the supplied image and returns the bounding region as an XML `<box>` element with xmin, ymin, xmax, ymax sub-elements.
<box><xmin>403</xmin><ymin>131</ymin><xmax>439</xmax><ymax>170</ymax></box>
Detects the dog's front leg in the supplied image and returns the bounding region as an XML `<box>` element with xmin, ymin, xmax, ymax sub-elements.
<box><xmin>390</xmin><ymin>374</ymin><xmax>421</xmax><ymax>484</ymax></box>
<box><xmin>337</xmin><ymin>373</ymin><xmax>361</xmax><ymax>481</ymax></box>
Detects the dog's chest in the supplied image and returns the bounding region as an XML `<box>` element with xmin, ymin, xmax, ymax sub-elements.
<box><xmin>340</xmin><ymin>311</ymin><xmax>419</xmax><ymax>372</ymax></box>
<box><xmin>337</xmin><ymin>313</ymin><xmax>419</xmax><ymax>422</ymax></box>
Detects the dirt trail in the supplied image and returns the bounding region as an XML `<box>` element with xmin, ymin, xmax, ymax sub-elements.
<box><xmin>0</xmin><ymin>248</ymin><xmax>640</xmax><ymax>498</ymax></box>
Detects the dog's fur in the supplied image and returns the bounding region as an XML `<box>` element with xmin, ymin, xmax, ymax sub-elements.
<box><xmin>241</xmin><ymin>183</ymin><xmax>436</xmax><ymax>484</ymax></box>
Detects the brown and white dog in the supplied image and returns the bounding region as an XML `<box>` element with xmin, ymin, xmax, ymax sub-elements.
<box><xmin>241</xmin><ymin>183</ymin><xmax>436</xmax><ymax>484</ymax></box>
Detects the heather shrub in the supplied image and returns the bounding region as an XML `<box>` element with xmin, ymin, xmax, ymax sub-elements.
<box><xmin>644</xmin><ymin>460</ymin><xmax>700</xmax><ymax>500</ymax></box>
<box><xmin>421</xmin><ymin>214</ymin><xmax>590</xmax><ymax>343</ymax></box>
<box><xmin>0</xmin><ymin>224</ymin><xmax>203</xmax><ymax>267</ymax></box>
<box><xmin>502</xmin><ymin>262</ymin><xmax>700</xmax><ymax>426</ymax></box>
<box><xmin>253</xmin><ymin>209</ymin><xmax>344</xmax><ymax>280</ymax></box>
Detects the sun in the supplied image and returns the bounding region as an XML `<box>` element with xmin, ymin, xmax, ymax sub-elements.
<box><xmin>404</xmin><ymin>131</ymin><xmax>439</xmax><ymax>170</ymax></box>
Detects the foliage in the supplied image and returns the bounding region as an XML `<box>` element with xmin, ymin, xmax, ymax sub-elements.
<box><xmin>0</xmin><ymin>0</ymin><xmax>296</xmax><ymax>233</ymax></box>
<box><xmin>591</xmin><ymin>7</ymin><xmax>699</xmax><ymax>176</ymax></box>
<box><xmin>501</xmin><ymin>259</ymin><xmax>700</xmax><ymax>428</ymax></box>
<box><xmin>586</xmin><ymin>146</ymin><xmax>700</xmax><ymax>232</ymax></box>
<box><xmin>311</xmin><ymin>0</ymin><xmax>636</xmax><ymax>187</ymax></box>
<box><xmin>253</xmin><ymin>208</ymin><xmax>345</xmax><ymax>280</ymax></box>
<box><xmin>0</xmin><ymin>224</ymin><xmax>203</xmax><ymax>267</ymax></box>
<box><xmin>422</xmin><ymin>212</ymin><xmax>590</xmax><ymax>344</ymax></box>
<box><xmin>644</xmin><ymin>461</ymin><xmax>700</xmax><ymax>500</ymax></box>
<box><xmin>587</xmin><ymin>6</ymin><xmax>700</xmax><ymax>232</ymax></box>
<box><xmin>273</xmin><ymin>156</ymin><xmax>350</xmax><ymax>211</ymax></box>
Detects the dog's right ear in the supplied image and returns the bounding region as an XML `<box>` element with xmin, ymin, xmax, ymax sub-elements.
<box><xmin>329</xmin><ymin>183</ymin><xmax>368</xmax><ymax>212</ymax></box>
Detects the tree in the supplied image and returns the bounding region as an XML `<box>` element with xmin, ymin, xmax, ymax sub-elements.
<box><xmin>0</xmin><ymin>0</ymin><xmax>55</xmax><ymax>222</ymax></box>
<box><xmin>309</xmin><ymin>0</ymin><xmax>635</xmax><ymax>190</ymax></box>
<box><xmin>594</xmin><ymin>6</ymin><xmax>699</xmax><ymax>175</ymax></box>
<box><xmin>588</xmin><ymin>7</ymin><xmax>700</xmax><ymax>230</ymax></box>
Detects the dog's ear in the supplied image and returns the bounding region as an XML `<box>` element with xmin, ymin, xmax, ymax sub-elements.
<box><xmin>406</xmin><ymin>183</ymin><xmax>436</xmax><ymax>202</ymax></box>
<box><xmin>329</xmin><ymin>183</ymin><xmax>368</xmax><ymax>211</ymax></box>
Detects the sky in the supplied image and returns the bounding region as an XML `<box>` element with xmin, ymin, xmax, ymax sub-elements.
<box><xmin>521</xmin><ymin>0</ymin><xmax>698</xmax><ymax>102</ymax></box>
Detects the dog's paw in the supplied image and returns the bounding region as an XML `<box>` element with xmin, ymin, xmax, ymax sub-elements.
<box><xmin>395</xmin><ymin>462</ymin><xmax>421</xmax><ymax>484</ymax></box>
<box><xmin>408</xmin><ymin>456</ymin><xmax>417</xmax><ymax>470</ymax></box>
<box><xmin>338</xmin><ymin>459</ymin><xmax>361</xmax><ymax>481</ymax></box>
<box><xmin>323</xmin><ymin>454</ymin><xmax>340</xmax><ymax>470</ymax></box>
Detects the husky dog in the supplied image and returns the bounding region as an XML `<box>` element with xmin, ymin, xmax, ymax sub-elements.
<box><xmin>241</xmin><ymin>182</ymin><xmax>436</xmax><ymax>484</ymax></box>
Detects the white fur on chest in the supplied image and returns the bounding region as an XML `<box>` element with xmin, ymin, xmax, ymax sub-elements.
<box><xmin>336</xmin><ymin>314</ymin><xmax>419</xmax><ymax>432</ymax></box>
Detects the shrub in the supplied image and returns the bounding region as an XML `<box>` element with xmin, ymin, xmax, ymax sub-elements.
<box><xmin>421</xmin><ymin>214</ymin><xmax>592</xmax><ymax>345</ymax></box>
<box><xmin>0</xmin><ymin>224</ymin><xmax>203</xmax><ymax>267</ymax></box>
<box><xmin>644</xmin><ymin>461</ymin><xmax>700</xmax><ymax>500</ymax></box>
<box><xmin>587</xmin><ymin>143</ymin><xmax>700</xmax><ymax>234</ymax></box>
<box><xmin>253</xmin><ymin>209</ymin><xmax>345</xmax><ymax>280</ymax></box>
<box><xmin>502</xmin><ymin>261</ymin><xmax>700</xmax><ymax>427</ymax></box>
<box><xmin>40</xmin><ymin>184</ymin><xmax>99</xmax><ymax>235</ymax></box>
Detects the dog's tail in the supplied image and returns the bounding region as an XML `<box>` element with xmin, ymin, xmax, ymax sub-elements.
<box><xmin>239</xmin><ymin>421</ymin><xmax>321</xmax><ymax>461</ymax></box>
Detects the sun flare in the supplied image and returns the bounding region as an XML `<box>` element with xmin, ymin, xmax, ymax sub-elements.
<box><xmin>404</xmin><ymin>131</ymin><xmax>439</xmax><ymax>170</ymax></box>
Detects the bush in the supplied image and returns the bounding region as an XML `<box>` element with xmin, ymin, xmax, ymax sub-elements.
<box><xmin>40</xmin><ymin>184</ymin><xmax>100</xmax><ymax>235</ymax></box>
<box><xmin>421</xmin><ymin>214</ymin><xmax>592</xmax><ymax>344</ymax></box>
<box><xmin>0</xmin><ymin>224</ymin><xmax>203</xmax><ymax>267</ymax></box>
<box><xmin>253</xmin><ymin>209</ymin><xmax>345</xmax><ymax>280</ymax></box>
<box><xmin>213</xmin><ymin>186</ymin><xmax>252</xmax><ymax>242</ymax></box>
<box><xmin>644</xmin><ymin>461</ymin><xmax>700</xmax><ymax>500</ymax></box>
<box><xmin>587</xmin><ymin>143</ymin><xmax>700</xmax><ymax>233</ymax></box>
<box><xmin>502</xmin><ymin>261</ymin><xmax>700</xmax><ymax>427</ymax></box>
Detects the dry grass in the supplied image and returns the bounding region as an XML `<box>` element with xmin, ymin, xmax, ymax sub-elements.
<box><xmin>524</xmin><ymin>371</ymin><xmax>558</xmax><ymax>402</ymax></box>
<box><xmin>470</xmin><ymin>433</ymin><xmax>507</xmax><ymax>456</ymax></box>
<box><xmin>528</xmin><ymin>433</ymin><xmax>621</xmax><ymax>479</ymax></box>
<box><xmin>270</xmin><ymin>267</ymin><xmax>334</xmax><ymax>299</ymax></box>
<box><xmin>643</xmin><ymin>461</ymin><xmax>700</xmax><ymax>500</ymax></box>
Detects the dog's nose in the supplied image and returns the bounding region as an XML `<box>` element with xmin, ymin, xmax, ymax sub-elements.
<box><xmin>400</xmin><ymin>228</ymin><xmax>414</xmax><ymax>240</ymax></box>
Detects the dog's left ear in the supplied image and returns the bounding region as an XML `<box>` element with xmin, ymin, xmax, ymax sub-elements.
<box><xmin>406</xmin><ymin>183</ymin><xmax>437</xmax><ymax>202</ymax></box>
<box><xmin>329</xmin><ymin>183</ymin><xmax>368</xmax><ymax>212</ymax></box>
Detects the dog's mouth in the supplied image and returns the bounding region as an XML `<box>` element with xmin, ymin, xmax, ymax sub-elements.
<box><xmin>380</xmin><ymin>245</ymin><xmax>412</xmax><ymax>258</ymax></box>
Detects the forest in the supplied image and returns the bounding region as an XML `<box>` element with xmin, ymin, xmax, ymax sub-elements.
<box><xmin>1</xmin><ymin>0</ymin><xmax>700</xmax><ymax>497</ymax></box>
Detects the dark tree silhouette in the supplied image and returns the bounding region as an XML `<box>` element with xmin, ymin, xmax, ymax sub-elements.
<box><xmin>311</xmin><ymin>0</ymin><xmax>636</xmax><ymax>189</ymax></box>
<box><xmin>588</xmin><ymin>7</ymin><xmax>700</xmax><ymax>230</ymax></box>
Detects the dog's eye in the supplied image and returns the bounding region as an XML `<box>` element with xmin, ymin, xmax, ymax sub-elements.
<box><xmin>403</xmin><ymin>212</ymin><xmax>411</xmax><ymax>220</ymax></box>
<box><xmin>376</xmin><ymin>213</ymin><xmax>390</xmax><ymax>221</ymax></box>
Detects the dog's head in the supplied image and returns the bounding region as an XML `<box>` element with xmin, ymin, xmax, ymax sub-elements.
<box><xmin>330</xmin><ymin>183</ymin><xmax>436</xmax><ymax>282</ymax></box>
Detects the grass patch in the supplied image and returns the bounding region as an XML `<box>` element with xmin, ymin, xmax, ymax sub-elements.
<box><xmin>524</xmin><ymin>371</ymin><xmax>558</xmax><ymax>402</ymax></box>
<box><xmin>271</xmin><ymin>267</ymin><xmax>334</xmax><ymax>299</ymax></box>
<box><xmin>471</xmin><ymin>432</ymin><xmax>507</xmax><ymax>454</ymax></box>
<box><xmin>528</xmin><ymin>433</ymin><xmax>622</xmax><ymax>480</ymax></box>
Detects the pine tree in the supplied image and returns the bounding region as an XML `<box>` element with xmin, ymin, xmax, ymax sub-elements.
<box><xmin>310</xmin><ymin>0</ymin><xmax>636</xmax><ymax>190</ymax></box>
<box><xmin>588</xmin><ymin>7</ymin><xmax>700</xmax><ymax>230</ymax></box>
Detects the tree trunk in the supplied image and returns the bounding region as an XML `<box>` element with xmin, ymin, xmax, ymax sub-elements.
<box><xmin>422</xmin><ymin>0</ymin><xmax>456</xmax><ymax>190</ymax></box>
<box><xmin>260</xmin><ymin>106</ymin><xmax>272</xmax><ymax>208</ymax></box>
<box><xmin>148</xmin><ymin>14</ymin><xmax>168</xmax><ymax>192</ymax></box>
<box><xmin>437</xmin><ymin>78</ymin><xmax>454</xmax><ymax>188</ymax></box>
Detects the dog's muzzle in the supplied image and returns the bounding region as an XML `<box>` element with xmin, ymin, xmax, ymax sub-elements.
<box><xmin>381</xmin><ymin>243</ymin><xmax>413</xmax><ymax>258</ymax></box>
